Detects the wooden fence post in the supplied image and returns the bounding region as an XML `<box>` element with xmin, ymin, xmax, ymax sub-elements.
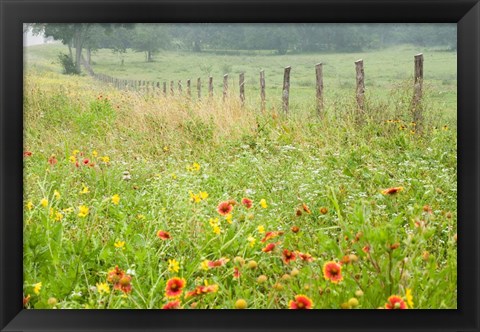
<box><xmin>315</xmin><ymin>63</ymin><xmax>324</xmax><ymax>116</ymax></box>
<box><xmin>223</xmin><ymin>74</ymin><xmax>228</xmax><ymax>102</ymax></box>
<box><xmin>260</xmin><ymin>70</ymin><xmax>266</xmax><ymax>112</ymax></box>
<box><xmin>163</xmin><ymin>82</ymin><xmax>167</xmax><ymax>96</ymax></box>
<box><xmin>355</xmin><ymin>59</ymin><xmax>365</xmax><ymax>113</ymax></box>
<box><xmin>239</xmin><ymin>73</ymin><xmax>245</xmax><ymax>107</ymax></box>
<box><xmin>170</xmin><ymin>81</ymin><xmax>174</xmax><ymax>96</ymax></box>
<box><xmin>282</xmin><ymin>66</ymin><xmax>291</xmax><ymax>114</ymax></box>
<box><xmin>208</xmin><ymin>76</ymin><xmax>213</xmax><ymax>98</ymax></box>
<box><xmin>412</xmin><ymin>53</ymin><xmax>424</xmax><ymax>128</ymax></box>
<box><xmin>197</xmin><ymin>78</ymin><xmax>201</xmax><ymax>99</ymax></box>
<box><xmin>187</xmin><ymin>79</ymin><xmax>191</xmax><ymax>98</ymax></box>
<box><xmin>178</xmin><ymin>80</ymin><xmax>182</xmax><ymax>94</ymax></box>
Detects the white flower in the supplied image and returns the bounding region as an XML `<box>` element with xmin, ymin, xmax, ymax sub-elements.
<box><xmin>122</xmin><ymin>171</ymin><xmax>131</xmax><ymax>181</ymax></box>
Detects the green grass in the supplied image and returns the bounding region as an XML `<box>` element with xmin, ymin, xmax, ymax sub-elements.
<box><xmin>22</xmin><ymin>44</ymin><xmax>457</xmax><ymax>309</ymax></box>
<box><xmin>25</xmin><ymin>43</ymin><xmax>457</xmax><ymax>117</ymax></box>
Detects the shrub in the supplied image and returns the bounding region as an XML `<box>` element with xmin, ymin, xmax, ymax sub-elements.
<box><xmin>57</xmin><ymin>53</ymin><xmax>79</xmax><ymax>75</ymax></box>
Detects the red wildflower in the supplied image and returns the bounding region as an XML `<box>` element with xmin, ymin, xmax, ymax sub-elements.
<box><xmin>241</xmin><ymin>198</ymin><xmax>253</xmax><ymax>209</ymax></box>
<box><xmin>23</xmin><ymin>294</ymin><xmax>31</xmax><ymax>307</ymax></box>
<box><xmin>262</xmin><ymin>243</ymin><xmax>276</xmax><ymax>253</ymax></box>
<box><xmin>302</xmin><ymin>203</ymin><xmax>311</xmax><ymax>214</ymax></box>
<box><xmin>48</xmin><ymin>155</ymin><xmax>57</xmax><ymax>166</ymax></box>
<box><xmin>291</xmin><ymin>226</ymin><xmax>300</xmax><ymax>233</ymax></box>
<box><xmin>341</xmin><ymin>255</ymin><xmax>351</xmax><ymax>265</ymax></box>
<box><xmin>107</xmin><ymin>266</ymin><xmax>125</xmax><ymax>284</ymax></box>
<box><xmin>233</xmin><ymin>267</ymin><xmax>241</xmax><ymax>278</ymax></box>
<box><xmin>423</xmin><ymin>205</ymin><xmax>433</xmax><ymax>213</ymax></box>
<box><xmin>162</xmin><ymin>299</ymin><xmax>182</xmax><ymax>309</ymax></box>
<box><xmin>385</xmin><ymin>295</ymin><xmax>408</xmax><ymax>309</ymax></box>
<box><xmin>362</xmin><ymin>245</ymin><xmax>370</xmax><ymax>254</ymax></box>
<box><xmin>282</xmin><ymin>249</ymin><xmax>296</xmax><ymax>264</ymax></box>
<box><xmin>165</xmin><ymin>277</ymin><xmax>186</xmax><ymax>298</ymax></box>
<box><xmin>114</xmin><ymin>274</ymin><xmax>132</xmax><ymax>294</ymax></box>
<box><xmin>82</xmin><ymin>158</ymin><xmax>90</xmax><ymax>165</ymax></box>
<box><xmin>23</xmin><ymin>151</ymin><xmax>32</xmax><ymax>157</ymax></box>
<box><xmin>289</xmin><ymin>294</ymin><xmax>313</xmax><ymax>309</ymax></box>
<box><xmin>185</xmin><ymin>284</ymin><xmax>219</xmax><ymax>298</ymax></box>
<box><xmin>381</xmin><ymin>187</ymin><xmax>404</xmax><ymax>195</ymax></box>
<box><xmin>323</xmin><ymin>261</ymin><xmax>343</xmax><ymax>283</ymax></box>
<box><xmin>207</xmin><ymin>257</ymin><xmax>229</xmax><ymax>268</ymax></box>
<box><xmin>227</xmin><ymin>199</ymin><xmax>237</xmax><ymax>206</ymax></box>
<box><xmin>217</xmin><ymin>201</ymin><xmax>233</xmax><ymax>216</ymax></box>
<box><xmin>297</xmin><ymin>252</ymin><xmax>314</xmax><ymax>262</ymax></box>
<box><xmin>157</xmin><ymin>230</ymin><xmax>171</xmax><ymax>240</ymax></box>
<box><xmin>261</xmin><ymin>231</ymin><xmax>284</xmax><ymax>243</ymax></box>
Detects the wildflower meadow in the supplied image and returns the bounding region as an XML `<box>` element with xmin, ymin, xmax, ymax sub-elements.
<box><xmin>23</xmin><ymin>37</ymin><xmax>457</xmax><ymax>309</ymax></box>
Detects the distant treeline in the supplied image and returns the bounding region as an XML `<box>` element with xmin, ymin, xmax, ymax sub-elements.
<box><xmin>27</xmin><ymin>23</ymin><xmax>456</xmax><ymax>73</ymax></box>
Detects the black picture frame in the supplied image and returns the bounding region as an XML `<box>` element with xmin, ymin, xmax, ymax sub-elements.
<box><xmin>1</xmin><ymin>0</ymin><xmax>479</xmax><ymax>331</ymax></box>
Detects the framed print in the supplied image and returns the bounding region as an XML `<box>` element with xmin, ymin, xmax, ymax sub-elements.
<box><xmin>1</xmin><ymin>0</ymin><xmax>479</xmax><ymax>331</ymax></box>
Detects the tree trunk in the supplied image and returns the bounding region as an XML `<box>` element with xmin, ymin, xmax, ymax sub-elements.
<box><xmin>147</xmin><ymin>51</ymin><xmax>152</xmax><ymax>62</ymax></box>
<box><xmin>86</xmin><ymin>48</ymin><xmax>91</xmax><ymax>65</ymax></box>
<box><xmin>193</xmin><ymin>40</ymin><xmax>201</xmax><ymax>52</ymax></box>
<box><xmin>68</xmin><ymin>40</ymin><xmax>73</xmax><ymax>61</ymax></box>
<box><xmin>73</xmin><ymin>25</ymin><xmax>83</xmax><ymax>73</ymax></box>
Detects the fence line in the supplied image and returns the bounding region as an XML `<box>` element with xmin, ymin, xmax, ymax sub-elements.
<box><xmin>88</xmin><ymin>55</ymin><xmax>424</xmax><ymax>124</ymax></box>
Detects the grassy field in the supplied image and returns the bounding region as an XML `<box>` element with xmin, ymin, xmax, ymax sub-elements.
<box><xmin>25</xmin><ymin>43</ymin><xmax>457</xmax><ymax>116</ymax></box>
<box><xmin>23</xmin><ymin>43</ymin><xmax>457</xmax><ymax>309</ymax></box>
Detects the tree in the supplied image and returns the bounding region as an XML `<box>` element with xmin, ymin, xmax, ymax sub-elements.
<box><xmin>29</xmin><ymin>23</ymin><xmax>132</xmax><ymax>73</ymax></box>
<box><xmin>130</xmin><ymin>24</ymin><xmax>170</xmax><ymax>62</ymax></box>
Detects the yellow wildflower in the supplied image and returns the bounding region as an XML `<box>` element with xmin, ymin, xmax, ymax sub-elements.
<box><xmin>80</xmin><ymin>185</ymin><xmax>90</xmax><ymax>195</ymax></box>
<box><xmin>406</xmin><ymin>288</ymin><xmax>414</xmax><ymax>308</ymax></box>
<box><xmin>33</xmin><ymin>282</ymin><xmax>42</xmax><ymax>295</ymax></box>
<box><xmin>225</xmin><ymin>214</ymin><xmax>233</xmax><ymax>224</ymax></box>
<box><xmin>26</xmin><ymin>200</ymin><xmax>34</xmax><ymax>211</ymax></box>
<box><xmin>111</xmin><ymin>194</ymin><xmax>120</xmax><ymax>205</ymax></box>
<box><xmin>247</xmin><ymin>236</ymin><xmax>256</xmax><ymax>248</ymax></box>
<box><xmin>72</xmin><ymin>149</ymin><xmax>80</xmax><ymax>156</ymax></box>
<box><xmin>209</xmin><ymin>218</ymin><xmax>219</xmax><ymax>227</ymax></box>
<box><xmin>260</xmin><ymin>199</ymin><xmax>268</xmax><ymax>209</ymax></box>
<box><xmin>114</xmin><ymin>241</ymin><xmax>125</xmax><ymax>249</ymax></box>
<box><xmin>78</xmin><ymin>205</ymin><xmax>89</xmax><ymax>218</ymax></box>
<box><xmin>171</xmin><ymin>173</ymin><xmax>177</xmax><ymax>180</ymax></box>
<box><xmin>189</xmin><ymin>191</ymin><xmax>201</xmax><ymax>203</ymax></box>
<box><xmin>257</xmin><ymin>225</ymin><xmax>265</xmax><ymax>234</ymax></box>
<box><xmin>53</xmin><ymin>190</ymin><xmax>61</xmax><ymax>200</ymax></box>
<box><xmin>163</xmin><ymin>146</ymin><xmax>169</xmax><ymax>152</ymax></box>
<box><xmin>187</xmin><ymin>162</ymin><xmax>201</xmax><ymax>172</ymax></box>
<box><xmin>168</xmin><ymin>259</ymin><xmax>180</xmax><ymax>273</ymax></box>
<box><xmin>92</xmin><ymin>150</ymin><xmax>98</xmax><ymax>158</ymax></box>
<box><xmin>40</xmin><ymin>198</ymin><xmax>48</xmax><ymax>208</ymax></box>
<box><xmin>96</xmin><ymin>282</ymin><xmax>110</xmax><ymax>295</ymax></box>
<box><xmin>69</xmin><ymin>156</ymin><xmax>77</xmax><ymax>163</ymax></box>
<box><xmin>63</xmin><ymin>207</ymin><xmax>74</xmax><ymax>214</ymax></box>
<box><xmin>101</xmin><ymin>156</ymin><xmax>110</xmax><ymax>163</ymax></box>
<box><xmin>199</xmin><ymin>191</ymin><xmax>209</xmax><ymax>200</ymax></box>
<box><xmin>54</xmin><ymin>211</ymin><xmax>63</xmax><ymax>222</ymax></box>
<box><xmin>212</xmin><ymin>225</ymin><xmax>221</xmax><ymax>235</ymax></box>
<box><xmin>200</xmin><ymin>260</ymin><xmax>210</xmax><ymax>271</ymax></box>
